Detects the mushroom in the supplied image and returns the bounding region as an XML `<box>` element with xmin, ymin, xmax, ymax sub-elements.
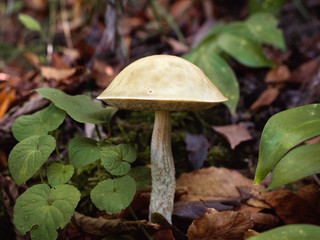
<box><xmin>97</xmin><ymin>55</ymin><xmax>227</xmax><ymax>223</ymax></box>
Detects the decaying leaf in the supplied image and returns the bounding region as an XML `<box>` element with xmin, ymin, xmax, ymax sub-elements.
<box><xmin>187</xmin><ymin>208</ymin><xmax>253</xmax><ymax>240</ymax></box>
<box><xmin>176</xmin><ymin>167</ymin><xmax>264</xmax><ymax>202</ymax></box>
<box><xmin>264</xmin><ymin>64</ymin><xmax>290</xmax><ymax>83</ymax></box>
<box><xmin>40</xmin><ymin>66</ymin><xmax>77</xmax><ymax>81</ymax></box>
<box><xmin>0</xmin><ymin>88</ymin><xmax>16</xmax><ymax>119</ymax></box>
<box><xmin>262</xmin><ymin>187</ymin><xmax>320</xmax><ymax>225</ymax></box>
<box><xmin>250</xmin><ymin>86</ymin><xmax>280</xmax><ymax>112</ymax></box>
<box><xmin>212</xmin><ymin>124</ymin><xmax>252</xmax><ymax>149</ymax></box>
<box><xmin>185</xmin><ymin>132</ymin><xmax>209</xmax><ymax>169</ymax></box>
<box><xmin>71</xmin><ymin>211</ymin><xmax>159</xmax><ymax>237</ymax></box>
<box><xmin>250</xmin><ymin>212</ymin><xmax>280</xmax><ymax>231</ymax></box>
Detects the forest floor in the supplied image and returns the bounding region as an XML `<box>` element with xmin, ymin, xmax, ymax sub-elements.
<box><xmin>0</xmin><ymin>0</ymin><xmax>320</xmax><ymax>239</ymax></box>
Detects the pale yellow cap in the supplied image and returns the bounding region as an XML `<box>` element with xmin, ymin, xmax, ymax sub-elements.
<box><xmin>97</xmin><ymin>55</ymin><xmax>227</xmax><ymax>111</ymax></box>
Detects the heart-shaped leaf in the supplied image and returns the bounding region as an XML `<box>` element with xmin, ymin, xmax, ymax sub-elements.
<box><xmin>255</xmin><ymin>104</ymin><xmax>320</xmax><ymax>184</ymax></box>
<box><xmin>217</xmin><ymin>33</ymin><xmax>275</xmax><ymax>68</ymax></box>
<box><xmin>100</xmin><ymin>144</ymin><xmax>137</xmax><ymax>176</ymax></box>
<box><xmin>35</xmin><ymin>88</ymin><xmax>117</xmax><ymax>130</ymax></box>
<box><xmin>12</xmin><ymin>104</ymin><xmax>66</xmax><ymax>141</ymax></box>
<box><xmin>68</xmin><ymin>137</ymin><xmax>101</xmax><ymax>168</ymax></box>
<box><xmin>47</xmin><ymin>163</ymin><xmax>74</xmax><ymax>187</ymax></box>
<box><xmin>246</xmin><ymin>13</ymin><xmax>285</xmax><ymax>50</ymax></box>
<box><xmin>8</xmin><ymin>135</ymin><xmax>56</xmax><ymax>185</ymax></box>
<box><xmin>13</xmin><ymin>184</ymin><xmax>80</xmax><ymax>240</ymax></box>
<box><xmin>128</xmin><ymin>166</ymin><xmax>151</xmax><ymax>191</ymax></box>
<box><xmin>265</xmin><ymin>143</ymin><xmax>320</xmax><ymax>190</ymax></box>
<box><xmin>90</xmin><ymin>176</ymin><xmax>136</xmax><ymax>214</ymax></box>
<box><xmin>247</xmin><ymin>224</ymin><xmax>320</xmax><ymax>240</ymax></box>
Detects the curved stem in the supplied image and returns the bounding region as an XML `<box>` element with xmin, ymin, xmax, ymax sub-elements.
<box><xmin>149</xmin><ymin>111</ymin><xmax>175</xmax><ymax>223</ymax></box>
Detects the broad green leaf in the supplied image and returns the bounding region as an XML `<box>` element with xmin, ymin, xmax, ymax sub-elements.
<box><xmin>35</xmin><ymin>88</ymin><xmax>117</xmax><ymax>130</ymax></box>
<box><xmin>128</xmin><ymin>166</ymin><xmax>151</xmax><ymax>191</ymax></box>
<box><xmin>18</xmin><ymin>13</ymin><xmax>42</xmax><ymax>32</ymax></box>
<box><xmin>247</xmin><ymin>224</ymin><xmax>320</xmax><ymax>240</ymax></box>
<box><xmin>255</xmin><ymin>104</ymin><xmax>320</xmax><ymax>184</ymax></box>
<box><xmin>68</xmin><ymin>137</ymin><xmax>101</xmax><ymax>168</ymax></box>
<box><xmin>246</xmin><ymin>13</ymin><xmax>285</xmax><ymax>50</ymax></box>
<box><xmin>12</xmin><ymin>104</ymin><xmax>66</xmax><ymax>141</ymax></box>
<box><xmin>217</xmin><ymin>33</ymin><xmax>275</xmax><ymax>68</ymax></box>
<box><xmin>185</xmin><ymin>52</ymin><xmax>239</xmax><ymax>114</ymax></box>
<box><xmin>13</xmin><ymin>184</ymin><xmax>80</xmax><ymax>240</ymax></box>
<box><xmin>248</xmin><ymin>0</ymin><xmax>286</xmax><ymax>15</ymax></box>
<box><xmin>90</xmin><ymin>176</ymin><xmax>136</xmax><ymax>214</ymax></box>
<box><xmin>100</xmin><ymin>144</ymin><xmax>137</xmax><ymax>176</ymax></box>
<box><xmin>265</xmin><ymin>143</ymin><xmax>320</xmax><ymax>190</ymax></box>
<box><xmin>8</xmin><ymin>135</ymin><xmax>56</xmax><ymax>185</ymax></box>
<box><xmin>47</xmin><ymin>163</ymin><xmax>74</xmax><ymax>187</ymax></box>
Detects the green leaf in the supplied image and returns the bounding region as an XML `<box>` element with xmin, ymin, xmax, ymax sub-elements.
<box><xmin>47</xmin><ymin>163</ymin><xmax>74</xmax><ymax>187</ymax></box>
<box><xmin>247</xmin><ymin>224</ymin><xmax>320</xmax><ymax>240</ymax></box>
<box><xmin>217</xmin><ymin>33</ymin><xmax>275</xmax><ymax>68</ymax></box>
<box><xmin>185</xmin><ymin>52</ymin><xmax>239</xmax><ymax>114</ymax></box>
<box><xmin>8</xmin><ymin>135</ymin><xmax>56</xmax><ymax>185</ymax></box>
<box><xmin>100</xmin><ymin>144</ymin><xmax>137</xmax><ymax>176</ymax></box>
<box><xmin>246</xmin><ymin>13</ymin><xmax>286</xmax><ymax>50</ymax></box>
<box><xmin>18</xmin><ymin>14</ymin><xmax>42</xmax><ymax>32</ymax></box>
<box><xmin>14</xmin><ymin>184</ymin><xmax>80</xmax><ymax>240</ymax></box>
<box><xmin>68</xmin><ymin>137</ymin><xmax>101</xmax><ymax>168</ymax></box>
<box><xmin>255</xmin><ymin>104</ymin><xmax>320</xmax><ymax>184</ymax></box>
<box><xmin>128</xmin><ymin>166</ymin><xmax>151</xmax><ymax>191</ymax></box>
<box><xmin>90</xmin><ymin>176</ymin><xmax>136</xmax><ymax>214</ymax></box>
<box><xmin>12</xmin><ymin>104</ymin><xmax>66</xmax><ymax>141</ymax></box>
<box><xmin>35</xmin><ymin>88</ymin><xmax>117</xmax><ymax>130</ymax></box>
<box><xmin>265</xmin><ymin>143</ymin><xmax>320</xmax><ymax>190</ymax></box>
<box><xmin>248</xmin><ymin>0</ymin><xmax>286</xmax><ymax>15</ymax></box>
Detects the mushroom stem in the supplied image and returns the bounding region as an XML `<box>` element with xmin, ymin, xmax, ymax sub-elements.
<box><xmin>149</xmin><ymin>110</ymin><xmax>175</xmax><ymax>223</ymax></box>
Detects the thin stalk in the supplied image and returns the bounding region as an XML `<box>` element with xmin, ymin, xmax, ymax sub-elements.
<box><xmin>128</xmin><ymin>206</ymin><xmax>152</xmax><ymax>240</ymax></box>
<box><xmin>55</xmin><ymin>146</ymin><xmax>63</xmax><ymax>164</ymax></box>
<box><xmin>95</xmin><ymin>124</ymin><xmax>102</xmax><ymax>140</ymax></box>
<box><xmin>39</xmin><ymin>169</ymin><xmax>45</xmax><ymax>184</ymax></box>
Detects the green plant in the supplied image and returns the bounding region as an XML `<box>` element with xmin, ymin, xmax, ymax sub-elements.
<box><xmin>184</xmin><ymin>12</ymin><xmax>285</xmax><ymax>113</ymax></box>
<box><xmin>8</xmin><ymin>88</ymin><xmax>151</xmax><ymax>240</ymax></box>
<box><xmin>247</xmin><ymin>224</ymin><xmax>320</xmax><ymax>240</ymax></box>
<box><xmin>254</xmin><ymin>104</ymin><xmax>320</xmax><ymax>190</ymax></box>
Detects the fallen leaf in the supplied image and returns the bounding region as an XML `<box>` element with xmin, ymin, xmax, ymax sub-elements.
<box><xmin>212</xmin><ymin>124</ymin><xmax>252</xmax><ymax>149</ymax></box>
<box><xmin>92</xmin><ymin>60</ymin><xmax>117</xmax><ymax>88</ymax></box>
<box><xmin>250</xmin><ymin>86</ymin><xmax>280</xmax><ymax>112</ymax></box>
<box><xmin>152</xmin><ymin>229</ymin><xmax>175</xmax><ymax>240</ymax></box>
<box><xmin>250</xmin><ymin>212</ymin><xmax>280</xmax><ymax>231</ymax></box>
<box><xmin>40</xmin><ymin>66</ymin><xmax>77</xmax><ymax>80</ymax></box>
<box><xmin>185</xmin><ymin>132</ymin><xmax>209</xmax><ymax>169</ymax></box>
<box><xmin>167</xmin><ymin>37</ymin><xmax>190</xmax><ymax>55</ymax></box>
<box><xmin>173</xmin><ymin>200</ymin><xmax>235</xmax><ymax>221</ymax></box>
<box><xmin>265</xmin><ymin>64</ymin><xmax>290</xmax><ymax>83</ymax></box>
<box><xmin>187</xmin><ymin>208</ymin><xmax>253</xmax><ymax>240</ymax></box>
<box><xmin>262</xmin><ymin>188</ymin><xmax>320</xmax><ymax>225</ymax></box>
<box><xmin>0</xmin><ymin>88</ymin><xmax>16</xmax><ymax>119</ymax></box>
<box><xmin>0</xmin><ymin>150</ymin><xmax>7</xmax><ymax>171</ymax></box>
<box><xmin>290</xmin><ymin>59</ymin><xmax>320</xmax><ymax>84</ymax></box>
<box><xmin>176</xmin><ymin>167</ymin><xmax>264</xmax><ymax>202</ymax></box>
<box><xmin>305</xmin><ymin>135</ymin><xmax>320</xmax><ymax>144</ymax></box>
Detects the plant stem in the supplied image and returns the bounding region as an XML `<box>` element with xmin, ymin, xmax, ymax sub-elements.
<box><xmin>55</xmin><ymin>146</ymin><xmax>63</xmax><ymax>164</ymax></box>
<box><xmin>95</xmin><ymin>124</ymin><xmax>102</xmax><ymax>140</ymax></box>
<box><xmin>39</xmin><ymin>169</ymin><xmax>45</xmax><ymax>184</ymax></box>
<box><xmin>128</xmin><ymin>206</ymin><xmax>152</xmax><ymax>240</ymax></box>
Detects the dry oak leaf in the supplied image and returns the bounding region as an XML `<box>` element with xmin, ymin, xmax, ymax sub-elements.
<box><xmin>176</xmin><ymin>167</ymin><xmax>264</xmax><ymax>203</ymax></box>
<box><xmin>187</xmin><ymin>208</ymin><xmax>253</xmax><ymax>240</ymax></box>
<box><xmin>212</xmin><ymin>124</ymin><xmax>252</xmax><ymax>149</ymax></box>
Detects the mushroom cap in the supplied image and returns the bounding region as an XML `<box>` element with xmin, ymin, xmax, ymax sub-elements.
<box><xmin>97</xmin><ymin>55</ymin><xmax>227</xmax><ymax>111</ymax></box>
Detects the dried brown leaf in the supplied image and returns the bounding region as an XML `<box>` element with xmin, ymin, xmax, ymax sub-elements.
<box><xmin>265</xmin><ymin>64</ymin><xmax>290</xmax><ymax>83</ymax></box>
<box><xmin>40</xmin><ymin>66</ymin><xmax>76</xmax><ymax>80</ymax></box>
<box><xmin>176</xmin><ymin>167</ymin><xmax>264</xmax><ymax>203</ymax></box>
<box><xmin>187</xmin><ymin>208</ymin><xmax>253</xmax><ymax>240</ymax></box>
<box><xmin>249</xmin><ymin>86</ymin><xmax>280</xmax><ymax>112</ymax></box>
<box><xmin>212</xmin><ymin>124</ymin><xmax>252</xmax><ymax>149</ymax></box>
<box><xmin>262</xmin><ymin>189</ymin><xmax>320</xmax><ymax>225</ymax></box>
<box><xmin>250</xmin><ymin>212</ymin><xmax>279</xmax><ymax>231</ymax></box>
